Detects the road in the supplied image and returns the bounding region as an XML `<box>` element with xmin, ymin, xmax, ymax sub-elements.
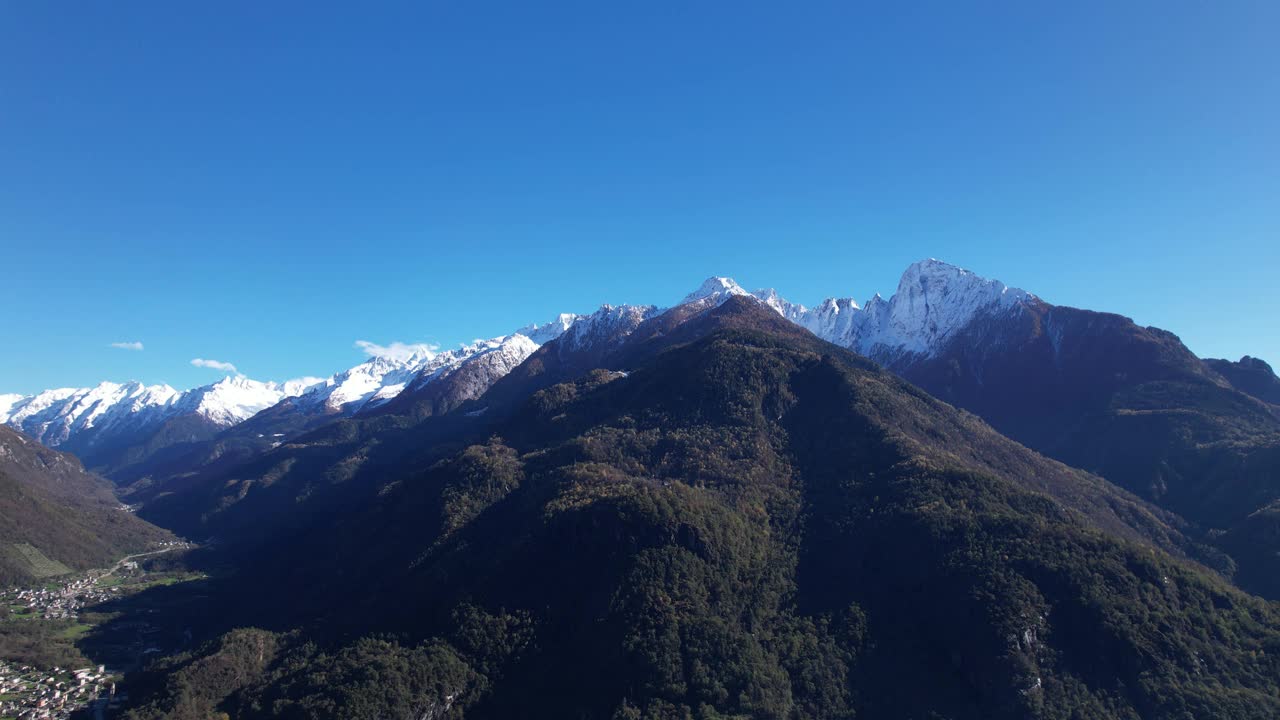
<box><xmin>95</xmin><ymin>546</ymin><xmax>182</xmax><ymax>584</ymax></box>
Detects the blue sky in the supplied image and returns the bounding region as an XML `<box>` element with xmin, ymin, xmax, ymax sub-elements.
<box><xmin>2</xmin><ymin>2</ymin><xmax>1277</xmax><ymax>394</ymax></box>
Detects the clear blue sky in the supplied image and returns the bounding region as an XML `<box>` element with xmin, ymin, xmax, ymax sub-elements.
<box><xmin>2</xmin><ymin>1</ymin><xmax>1277</xmax><ymax>394</ymax></box>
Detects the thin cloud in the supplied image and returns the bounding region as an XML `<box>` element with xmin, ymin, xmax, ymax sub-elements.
<box><xmin>354</xmin><ymin>340</ymin><xmax>437</xmax><ymax>362</ymax></box>
<box><xmin>109</xmin><ymin>341</ymin><xmax>144</xmax><ymax>351</ymax></box>
<box><xmin>191</xmin><ymin>358</ymin><xmax>238</xmax><ymax>373</ymax></box>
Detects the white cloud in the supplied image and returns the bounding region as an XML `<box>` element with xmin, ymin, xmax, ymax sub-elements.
<box><xmin>281</xmin><ymin>376</ymin><xmax>326</xmax><ymax>395</ymax></box>
<box><xmin>354</xmin><ymin>340</ymin><xmax>437</xmax><ymax>363</ymax></box>
<box><xmin>191</xmin><ymin>358</ymin><xmax>238</xmax><ymax>373</ymax></box>
<box><xmin>109</xmin><ymin>341</ymin><xmax>144</xmax><ymax>351</ymax></box>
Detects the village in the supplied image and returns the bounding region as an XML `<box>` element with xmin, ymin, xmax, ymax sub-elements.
<box><xmin>0</xmin><ymin>660</ymin><xmax>119</xmax><ymax>720</ymax></box>
<box><xmin>2</xmin><ymin>542</ymin><xmax>190</xmax><ymax>622</ymax></box>
<box><xmin>0</xmin><ymin>541</ymin><xmax>192</xmax><ymax>719</ymax></box>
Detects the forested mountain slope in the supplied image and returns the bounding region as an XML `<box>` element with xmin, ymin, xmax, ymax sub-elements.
<box><xmin>121</xmin><ymin>299</ymin><xmax>1280</xmax><ymax>720</ymax></box>
<box><xmin>0</xmin><ymin>426</ymin><xmax>170</xmax><ymax>584</ymax></box>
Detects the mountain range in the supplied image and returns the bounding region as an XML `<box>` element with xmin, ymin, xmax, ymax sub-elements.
<box><xmin>118</xmin><ymin>292</ymin><xmax>1280</xmax><ymax>720</ymax></box>
<box><xmin>6</xmin><ymin>259</ymin><xmax>1280</xmax><ymax>718</ymax></box>
<box><xmin>85</xmin><ymin>259</ymin><xmax>1280</xmax><ymax>600</ymax></box>
<box><xmin>0</xmin><ymin>259</ymin><xmax>1038</xmax><ymax>483</ymax></box>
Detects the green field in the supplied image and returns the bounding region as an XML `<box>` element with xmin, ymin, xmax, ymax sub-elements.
<box><xmin>58</xmin><ymin>623</ymin><xmax>91</xmax><ymax>640</ymax></box>
<box><xmin>6</xmin><ymin>605</ymin><xmax>33</xmax><ymax>620</ymax></box>
<box><xmin>2</xmin><ymin>544</ymin><xmax>71</xmax><ymax>579</ymax></box>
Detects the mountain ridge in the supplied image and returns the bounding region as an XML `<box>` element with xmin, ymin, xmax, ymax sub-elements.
<box><xmin>0</xmin><ymin>425</ymin><xmax>170</xmax><ymax>584</ymax></box>
<box><xmin>120</xmin><ymin>297</ymin><xmax>1280</xmax><ymax>720</ymax></box>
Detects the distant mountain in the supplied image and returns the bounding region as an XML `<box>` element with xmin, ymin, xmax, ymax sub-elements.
<box><xmin>1</xmin><ymin>315</ymin><xmax>584</xmax><ymax>486</ymax></box>
<box><xmin>674</xmin><ymin>259</ymin><xmax>1037</xmax><ymax>366</ymax></box>
<box><xmin>0</xmin><ymin>261</ymin><xmax>1040</xmax><ymax>487</ymax></box>
<box><xmin>774</xmin><ymin>261</ymin><xmax>1280</xmax><ymax>598</ymax></box>
<box><xmin>11</xmin><ymin>260</ymin><xmax>1280</xmax><ymax>602</ymax></box>
<box><xmin>104</xmin><ymin>322</ymin><xmax>581</xmax><ymax>494</ymax></box>
<box><xmin>366</xmin><ymin>334</ymin><xmax>542</xmax><ymax>420</ymax></box>
<box><xmin>556</xmin><ymin>262</ymin><xmax>1280</xmax><ymax>598</ymax></box>
<box><xmin>122</xmin><ymin>298</ymin><xmax>1280</xmax><ymax>720</ymax></box>
<box><xmin>0</xmin><ymin>425</ymin><xmax>170</xmax><ymax>584</ymax></box>
<box><xmin>1205</xmin><ymin>356</ymin><xmax>1280</xmax><ymax>407</ymax></box>
<box><xmin>0</xmin><ymin>376</ymin><xmax>323</xmax><ymax>477</ymax></box>
<box><xmin>131</xmin><ymin>303</ymin><xmax>665</xmax><ymax>540</ymax></box>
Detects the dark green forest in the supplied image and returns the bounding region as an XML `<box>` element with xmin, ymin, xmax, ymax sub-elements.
<box><xmin>117</xmin><ymin>301</ymin><xmax>1280</xmax><ymax>720</ymax></box>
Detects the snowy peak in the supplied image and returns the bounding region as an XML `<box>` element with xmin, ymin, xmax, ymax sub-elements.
<box><xmin>678</xmin><ymin>277</ymin><xmax>814</xmax><ymax>323</ymax></box>
<box><xmin>703</xmin><ymin>259</ymin><xmax>1036</xmax><ymax>361</ymax></box>
<box><xmin>173</xmin><ymin>375</ymin><xmax>310</xmax><ymax>426</ymax></box>
<box><xmin>0</xmin><ymin>382</ymin><xmax>183</xmax><ymax>447</ymax></box>
<box><xmin>750</xmin><ymin>287</ymin><xmax>814</xmax><ymax>323</ymax></box>
<box><xmin>410</xmin><ymin>333</ymin><xmax>540</xmax><ymax>394</ymax></box>
<box><xmin>561</xmin><ymin>304</ymin><xmax>660</xmax><ymax>353</ymax></box>
<box><xmin>681</xmin><ymin>276</ymin><xmax>750</xmax><ymax>305</ymax></box>
<box><xmin>0</xmin><ymin>374</ymin><xmax>320</xmax><ymax>450</ymax></box>
<box><xmin>879</xmin><ymin>259</ymin><xmax>1034</xmax><ymax>355</ymax></box>
<box><xmin>299</xmin><ymin>311</ymin><xmax>580</xmax><ymax>417</ymax></box>
<box><xmin>895</xmin><ymin>259</ymin><xmax>1032</xmax><ymax>312</ymax></box>
<box><xmin>3</xmin><ymin>260</ymin><xmax>1039</xmax><ymax>454</ymax></box>
<box><xmin>299</xmin><ymin>351</ymin><xmax>432</xmax><ymax>415</ymax></box>
<box><xmin>516</xmin><ymin>313</ymin><xmax>583</xmax><ymax>345</ymax></box>
<box><xmin>0</xmin><ymin>394</ymin><xmax>24</xmax><ymax>422</ymax></box>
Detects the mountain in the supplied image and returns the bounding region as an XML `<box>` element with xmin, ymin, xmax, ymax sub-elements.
<box><xmin>108</xmin><ymin>323</ymin><xmax>581</xmax><ymax>498</ymax></box>
<box><xmin>0</xmin><ymin>376</ymin><xmax>323</xmax><ymax>478</ymax></box>
<box><xmin>367</xmin><ymin>334</ymin><xmax>541</xmax><ymax>420</ymax></box>
<box><xmin>1205</xmin><ymin>356</ymin><xmax>1280</xmax><ymax>407</ymax></box>
<box><xmin>1</xmin><ymin>314</ymin><xmax>585</xmax><ymax>489</ymax></box>
<box><xmin>0</xmin><ymin>261</ymin><xmax>1036</xmax><ymax>491</ymax></box>
<box><xmin>674</xmin><ymin>260</ymin><xmax>1036</xmax><ymax>366</ymax></box>
<box><xmin>120</xmin><ymin>298</ymin><xmax>1280</xmax><ymax>720</ymax></box>
<box><xmin>0</xmin><ymin>425</ymin><xmax>170</xmax><ymax>584</ymax></box>
<box><xmin>131</xmin><ymin>304</ymin><xmax>662</xmax><ymax>541</ymax></box>
<box><xmin>13</xmin><ymin>260</ymin><xmax>1280</xmax><ymax>603</ymax></box>
<box><xmin>762</xmin><ymin>261</ymin><xmax>1280</xmax><ymax>599</ymax></box>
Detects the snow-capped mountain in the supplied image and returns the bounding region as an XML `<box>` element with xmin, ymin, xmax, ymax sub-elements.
<box><xmin>369</xmin><ymin>333</ymin><xmax>544</xmax><ymax>420</ymax></box>
<box><xmin>4</xmin><ymin>259</ymin><xmax>1039</xmax><ymax>479</ymax></box>
<box><xmin>291</xmin><ymin>350</ymin><xmax>437</xmax><ymax>416</ymax></box>
<box><xmin>1</xmin><ymin>259</ymin><xmax>1028</xmax><ymax>445</ymax></box>
<box><xmin>285</xmin><ymin>313</ymin><xmax>583</xmax><ymax>422</ymax></box>
<box><xmin>679</xmin><ymin>259</ymin><xmax>1037</xmax><ymax>364</ymax></box>
<box><xmin>395</xmin><ymin>334</ymin><xmax>540</xmax><ymax>402</ymax></box>
<box><xmin>814</xmin><ymin>258</ymin><xmax>1035</xmax><ymax>360</ymax></box>
<box><xmin>558</xmin><ymin>304</ymin><xmax>661</xmax><ymax>354</ymax></box>
<box><xmin>0</xmin><ymin>375</ymin><xmax>326</xmax><ymax>479</ymax></box>
<box><xmin>172</xmin><ymin>376</ymin><xmax>326</xmax><ymax>426</ymax></box>
<box><xmin>515</xmin><ymin>314</ymin><xmax>584</xmax><ymax>345</ymax></box>
<box><xmin>0</xmin><ymin>376</ymin><xmax>321</xmax><ymax>451</ymax></box>
<box><xmin>1</xmin><ymin>382</ymin><xmax>179</xmax><ymax>448</ymax></box>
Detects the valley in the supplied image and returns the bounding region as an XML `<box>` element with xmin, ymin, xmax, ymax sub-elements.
<box><xmin>0</xmin><ymin>543</ymin><xmax>199</xmax><ymax>720</ymax></box>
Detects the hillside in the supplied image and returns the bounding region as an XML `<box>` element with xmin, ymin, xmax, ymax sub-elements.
<box><xmin>1205</xmin><ymin>356</ymin><xmax>1280</xmax><ymax>407</ymax></box>
<box><xmin>119</xmin><ymin>299</ymin><xmax>1280</xmax><ymax>720</ymax></box>
<box><xmin>885</xmin><ymin>300</ymin><xmax>1280</xmax><ymax>597</ymax></box>
<box><xmin>0</xmin><ymin>426</ymin><xmax>171</xmax><ymax>584</ymax></box>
